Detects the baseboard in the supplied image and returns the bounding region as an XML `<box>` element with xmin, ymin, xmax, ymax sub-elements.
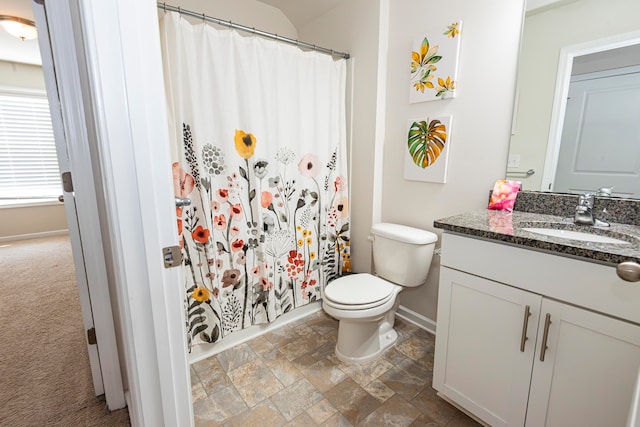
<box><xmin>0</xmin><ymin>229</ymin><xmax>69</xmax><ymax>243</ymax></box>
<box><xmin>396</xmin><ymin>305</ymin><xmax>437</xmax><ymax>335</ymax></box>
<box><xmin>188</xmin><ymin>301</ymin><xmax>323</xmax><ymax>364</ymax></box>
<box><xmin>436</xmin><ymin>391</ymin><xmax>490</xmax><ymax>427</ymax></box>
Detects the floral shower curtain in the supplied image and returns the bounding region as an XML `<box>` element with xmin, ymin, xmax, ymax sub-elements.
<box><xmin>159</xmin><ymin>12</ymin><xmax>350</xmax><ymax>350</ymax></box>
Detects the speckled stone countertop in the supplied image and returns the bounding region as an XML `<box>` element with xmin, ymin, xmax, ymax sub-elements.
<box><xmin>434</xmin><ymin>201</ymin><xmax>640</xmax><ymax>266</ymax></box>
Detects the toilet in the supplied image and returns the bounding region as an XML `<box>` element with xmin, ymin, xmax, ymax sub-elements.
<box><xmin>322</xmin><ymin>223</ymin><xmax>437</xmax><ymax>363</ymax></box>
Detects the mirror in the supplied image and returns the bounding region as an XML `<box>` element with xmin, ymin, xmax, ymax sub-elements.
<box><xmin>507</xmin><ymin>0</ymin><xmax>640</xmax><ymax>198</ymax></box>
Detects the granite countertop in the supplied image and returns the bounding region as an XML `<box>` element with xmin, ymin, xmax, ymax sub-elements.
<box><xmin>434</xmin><ymin>209</ymin><xmax>640</xmax><ymax>266</ymax></box>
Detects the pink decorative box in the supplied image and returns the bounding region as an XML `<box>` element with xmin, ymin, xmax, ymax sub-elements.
<box><xmin>488</xmin><ymin>180</ymin><xmax>521</xmax><ymax>212</ymax></box>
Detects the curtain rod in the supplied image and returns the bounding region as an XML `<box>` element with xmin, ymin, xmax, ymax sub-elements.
<box><xmin>157</xmin><ymin>2</ymin><xmax>350</xmax><ymax>60</ymax></box>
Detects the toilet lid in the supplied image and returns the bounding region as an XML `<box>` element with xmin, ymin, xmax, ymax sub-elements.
<box><xmin>325</xmin><ymin>273</ymin><xmax>395</xmax><ymax>306</ymax></box>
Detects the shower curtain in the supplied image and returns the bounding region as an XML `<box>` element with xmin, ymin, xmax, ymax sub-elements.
<box><xmin>159</xmin><ymin>12</ymin><xmax>350</xmax><ymax>350</ymax></box>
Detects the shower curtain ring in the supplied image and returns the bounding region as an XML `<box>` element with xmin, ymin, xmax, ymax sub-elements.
<box><xmin>202</xmin><ymin>12</ymin><xmax>205</xmax><ymax>23</ymax></box>
<box><xmin>162</xmin><ymin>2</ymin><xmax>166</xmax><ymax>12</ymax></box>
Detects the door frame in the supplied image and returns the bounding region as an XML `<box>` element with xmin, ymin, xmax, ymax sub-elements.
<box><xmin>33</xmin><ymin>0</ymin><xmax>124</xmax><ymax>408</ymax></box>
<box><xmin>541</xmin><ymin>30</ymin><xmax>640</xmax><ymax>192</ymax></box>
<box><xmin>37</xmin><ymin>0</ymin><xmax>193</xmax><ymax>425</ymax></box>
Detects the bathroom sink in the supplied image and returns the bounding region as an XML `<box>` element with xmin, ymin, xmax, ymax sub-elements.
<box><xmin>522</xmin><ymin>227</ymin><xmax>631</xmax><ymax>245</ymax></box>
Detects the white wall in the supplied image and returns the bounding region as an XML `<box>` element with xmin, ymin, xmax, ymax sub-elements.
<box><xmin>382</xmin><ymin>0</ymin><xmax>525</xmax><ymax>322</ymax></box>
<box><xmin>298</xmin><ymin>0</ymin><xmax>383</xmax><ymax>274</ymax></box>
<box><xmin>0</xmin><ymin>60</ymin><xmax>68</xmax><ymax>241</ymax></box>
<box><xmin>509</xmin><ymin>0</ymin><xmax>640</xmax><ymax>191</ymax></box>
<box><xmin>164</xmin><ymin>0</ymin><xmax>297</xmax><ymax>39</ymax></box>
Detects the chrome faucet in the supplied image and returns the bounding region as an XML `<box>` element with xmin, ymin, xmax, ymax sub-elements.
<box><xmin>574</xmin><ymin>192</ymin><xmax>609</xmax><ymax>227</ymax></box>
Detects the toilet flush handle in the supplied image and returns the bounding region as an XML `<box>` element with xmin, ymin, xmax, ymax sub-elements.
<box><xmin>367</xmin><ymin>235</ymin><xmax>375</xmax><ymax>243</ymax></box>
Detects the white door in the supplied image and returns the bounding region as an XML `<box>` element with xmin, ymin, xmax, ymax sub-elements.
<box><xmin>554</xmin><ymin>69</ymin><xmax>640</xmax><ymax>196</ymax></box>
<box><xmin>433</xmin><ymin>267</ymin><xmax>542</xmax><ymax>427</ymax></box>
<box><xmin>33</xmin><ymin>1</ymin><xmax>125</xmax><ymax>409</ymax></box>
<box><xmin>526</xmin><ymin>299</ymin><xmax>640</xmax><ymax>427</ymax></box>
<box><xmin>38</xmin><ymin>1</ymin><xmax>193</xmax><ymax>424</ymax></box>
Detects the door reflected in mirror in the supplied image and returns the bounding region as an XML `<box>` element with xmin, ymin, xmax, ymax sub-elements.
<box><xmin>507</xmin><ymin>0</ymin><xmax>640</xmax><ymax>198</ymax></box>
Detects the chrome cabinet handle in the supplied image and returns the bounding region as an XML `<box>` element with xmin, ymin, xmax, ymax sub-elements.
<box><xmin>520</xmin><ymin>305</ymin><xmax>531</xmax><ymax>352</ymax></box>
<box><xmin>617</xmin><ymin>262</ymin><xmax>640</xmax><ymax>282</ymax></box>
<box><xmin>539</xmin><ymin>313</ymin><xmax>552</xmax><ymax>362</ymax></box>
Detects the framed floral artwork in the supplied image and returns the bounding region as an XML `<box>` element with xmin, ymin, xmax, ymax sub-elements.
<box><xmin>409</xmin><ymin>21</ymin><xmax>462</xmax><ymax>103</ymax></box>
<box><xmin>404</xmin><ymin>115</ymin><xmax>452</xmax><ymax>183</ymax></box>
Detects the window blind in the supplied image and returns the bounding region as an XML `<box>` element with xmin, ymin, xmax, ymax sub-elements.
<box><xmin>0</xmin><ymin>90</ymin><xmax>61</xmax><ymax>200</ymax></box>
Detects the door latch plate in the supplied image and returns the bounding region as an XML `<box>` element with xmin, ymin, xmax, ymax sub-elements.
<box><xmin>163</xmin><ymin>246</ymin><xmax>183</xmax><ymax>268</ymax></box>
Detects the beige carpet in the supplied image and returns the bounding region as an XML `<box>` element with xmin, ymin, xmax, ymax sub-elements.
<box><xmin>0</xmin><ymin>235</ymin><xmax>130</xmax><ymax>427</ymax></box>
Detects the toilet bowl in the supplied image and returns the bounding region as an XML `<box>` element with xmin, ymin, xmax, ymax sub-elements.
<box><xmin>322</xmin><ymin>223</ymin><xmax>437</xmax><ymax>363</ymax></box>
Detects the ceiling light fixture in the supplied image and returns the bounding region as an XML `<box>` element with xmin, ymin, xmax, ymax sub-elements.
<box><xmin>0</xmin><ymin>15</ymin><xmax>38</xmax><ymax>41</ymax></box>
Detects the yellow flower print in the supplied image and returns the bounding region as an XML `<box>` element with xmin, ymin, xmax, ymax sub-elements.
<box><xmin>444</xmin><ymin>22</ymin><xmax>460</xmax><ymax>38</ymax></box>
<box><xmin>192</xmin><ymin>286</ymin><xmax>210</xmax><ymax>302</ymax></box>
<box><xmin>410</xmin><ymin>37</ymin><xmax>441</xmax><ymax>94</ymax></box>
<box><xmin>310</xmin><ymin>252</ymin><xmax>316</xmax><ymax>259</ymax></box>
<box><xmin>297</xmin><ymin>239</ymin><xmax>304</xmax><ymax>247</ymax></box>
<box><xmin>341</xmin><ymin>253</ymin><xmax>351</xmax><ymax>273</ymax></box>
<box><xmin>296</xmin><ymin>226</ymin><xmax>302</xmax><ymax>231</ymax></box>
<box><xmin>413</xmin><ymin>72</ymin><xmax>435</xmax><ymax>93</ymax></box>
<box><xmin>306</xmin><ymin>237</ymin><xmax>313</xmax><ymax>246</ymax></box>
<box><xmin>435</xmin><ymin>76</ymin><xmax>456</xmax><ymax>98</ymax></box>
<box><xmin>234</xmin><ymin>129</ymin><xmax>257</xmax><ymax>159</ymax></box>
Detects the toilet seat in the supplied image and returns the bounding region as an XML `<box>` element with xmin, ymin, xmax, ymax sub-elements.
<box><xmin>324</xmin><ymin>273</ymin><xmax>397</xmax><ymax>310</ymax></box>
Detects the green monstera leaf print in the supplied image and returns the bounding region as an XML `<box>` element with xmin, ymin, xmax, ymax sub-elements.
<box><xmin>407</xmin><ymin>119</ymin><xmax>447</xmax><ymax>169</ymax></box>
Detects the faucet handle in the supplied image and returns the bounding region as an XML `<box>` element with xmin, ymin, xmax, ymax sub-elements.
<box><xmin>578</xmin><ymin>192</ymin><xmax>595</xmax><ymax>208</ymax></box>
<box><xmin>596</xmin><ymin>186</ymin><xmax>614</xmax><ymax>197</ymax></box>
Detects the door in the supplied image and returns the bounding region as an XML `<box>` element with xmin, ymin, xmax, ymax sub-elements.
<box><xmin>526</xmin><ymin>299</ymin><xmax>640</xmax><ymax>427</ymax></box>
<box><xmin>554</xmin><ymin>68</ymin><xmax>640</xmax><ymax>196</ymax></box>
<box><xmin>433</xmin><ymin>267</ymin><xmax>542</xmax><ymax>427</ymax></box>
<box><xmin>33</xmin><ymin>1</ymin><xmax>125</xmax><ymax>409</ymax></box>
<box><xmin>36</xmin><ymin>1</ymin><xmax>193</xmax><ymax>424</ymax></box>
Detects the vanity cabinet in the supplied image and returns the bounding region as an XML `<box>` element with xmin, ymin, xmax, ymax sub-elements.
<box><xmin>433</xmin><ymin>233</ymin><xmax>640</xmax><ymax>427</ymax></box>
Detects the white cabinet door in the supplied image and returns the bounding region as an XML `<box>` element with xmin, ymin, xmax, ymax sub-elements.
<box><xmin>434</xmin><ymin>267</ymin><xmax>542</xmax><ymax>427</ymax></box>
<box><xmin>527</xmin><ymin>299</ymin><xmax>640</xmax><ymax>427</ymax></box>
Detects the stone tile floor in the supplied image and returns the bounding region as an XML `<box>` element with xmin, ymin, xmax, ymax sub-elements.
<box><xmin>191</xmin><ymin>310</ymin><xmax>482</xmax><ymax>426</ymax></box>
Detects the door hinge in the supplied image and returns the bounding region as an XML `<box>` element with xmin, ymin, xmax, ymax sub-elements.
<box><xmin>87</xmin><ymin>327</ymin><xmax>97</xmax><ymax>345</ymax></box>
<box><xmin>61</xmin><ymin>171</ymin><xmax>73</xmax><ymax>192</ymax></box>
<box><xmin>163</xmin><ymin>245</ymin><xmax>183</xmax><ymax>268</ymax></box>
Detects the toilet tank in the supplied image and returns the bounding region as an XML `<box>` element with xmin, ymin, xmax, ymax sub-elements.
<box><xmin>370</xmin><ymin>223</ymin><xmax>437</xmax><ymax>287</ymax></box>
